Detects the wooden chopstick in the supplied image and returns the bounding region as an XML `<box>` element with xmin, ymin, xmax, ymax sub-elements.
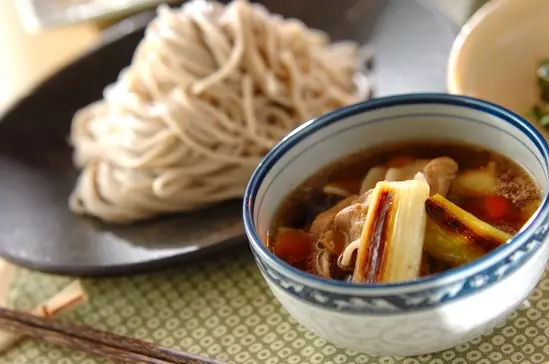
<box><xmin>0</xmin><ymin>307</ymin><xmax>225</xmax><ymax>364</ymax></box>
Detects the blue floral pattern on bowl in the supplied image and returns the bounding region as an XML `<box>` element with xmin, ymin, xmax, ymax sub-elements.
<box><xmin>253</xmin><ymin>221</ymin><xmax>547</xmax><ymax>314</ymax></box>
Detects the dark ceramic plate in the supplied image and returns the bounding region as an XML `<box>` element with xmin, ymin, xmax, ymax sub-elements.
<box><xmin>0</xmin><ymin>0</ymin><xmax>457</xmax><ymax>276</ymax></box>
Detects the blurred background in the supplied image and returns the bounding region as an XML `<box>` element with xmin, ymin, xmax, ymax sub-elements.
<box><xmin>0</xmin><ymin>0</ymin><xmax>485</xmax><ymax>113</ymax></box>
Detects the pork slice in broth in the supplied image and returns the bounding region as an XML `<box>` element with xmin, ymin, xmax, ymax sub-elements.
<box><xmin>309</xmin><ymin>195</ymin><xmax>359</xmax><ymax>237</ymax></box>
<box><xmin>311</xmin><ymin>191</ymin><xmax>371</xmax><ymax>277</ymax></box>
<box><xmin>423</xmin><ymin>157</ymin><xmax>459</xmax><ymax>196</ymax></box>
<box><xmin>314</xmin><ymin>192</ymin><xmax>371</xmax><ymax>255</ymax></box>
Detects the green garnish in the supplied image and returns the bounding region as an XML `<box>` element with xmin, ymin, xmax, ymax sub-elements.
<box><xmin>538</xmin><ymin>60</ymin><xmax>549</xmax><ymax>103</ymax></box>
<box><xmin>540</xmin><ymin>114</ymin><xmax>549</xmax><ymax>127</ymax></box>
<box><xmin>528</xmin><ymin>60</ymin><xmax>549</xmax><ymax>129</ymax></box>
<box><xmin>526</xmin><ymin>105</ymin><xmax>543</xmax><ymax>120</ymax></box>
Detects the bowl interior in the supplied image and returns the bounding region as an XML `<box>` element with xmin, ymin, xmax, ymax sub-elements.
<box><xmin>247</xmin><ymin>96</ymin><xmax>549</xmax><ymax>264</ymax></box>
<box><xmin>448</xmin><ymin>0</ymin><xmax>549</xmax><ymax>129</ymax></box>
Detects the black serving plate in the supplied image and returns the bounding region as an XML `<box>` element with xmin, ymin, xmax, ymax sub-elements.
<box><xmin>0</xmin><ymin>0</ymin><xmax>457</xmax><ymax>276</ymax></box>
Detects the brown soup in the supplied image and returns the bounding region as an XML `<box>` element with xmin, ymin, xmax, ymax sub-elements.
<box><xmin>268</xmin><ymin>141</ymin><xmax>541</xmax><ymax>284</ymax></box>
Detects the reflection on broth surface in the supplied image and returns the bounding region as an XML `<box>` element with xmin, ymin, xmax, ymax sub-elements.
<box><xmin>268</xmin><ymin>141</ymin><xmax>541</xmax><ymax>284</ymax></box>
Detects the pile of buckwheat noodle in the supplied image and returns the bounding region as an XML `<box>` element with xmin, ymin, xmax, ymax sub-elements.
<box><xmin>69</xmin><ymin>0</ymin><xmax>371</xmax><ymax>223</ymax></box>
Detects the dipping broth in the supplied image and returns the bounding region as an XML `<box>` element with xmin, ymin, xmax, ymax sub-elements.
<box><xmin>268</xmin><ymin>141</ymin><xmax>542</xmax><ymax>284</ymax></box>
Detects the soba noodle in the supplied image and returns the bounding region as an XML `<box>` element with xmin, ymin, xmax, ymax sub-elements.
<box><xmin>69</xmin><ymin>0</ymin><xmax>371</xmax><ymax>223</ymax></box>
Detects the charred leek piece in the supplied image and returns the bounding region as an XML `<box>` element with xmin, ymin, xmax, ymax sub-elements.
<box><xmin>352</xmin><ymin>179</ymin><xmax>430</xmax><ymax>284</ymax></box>
<box><xmin>424</xmin><ymin>194</ymin><xmax>511</xmax><ymax>267</ymax></box>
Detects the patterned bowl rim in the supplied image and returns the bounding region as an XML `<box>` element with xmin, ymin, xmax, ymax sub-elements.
<box><xmin>243</xmin><ymin>93</ymin><xmax>549</xmax><ymax>293</ymax></box>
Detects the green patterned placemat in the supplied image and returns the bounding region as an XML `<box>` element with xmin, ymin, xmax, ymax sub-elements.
<box><xmin>3</xmin><ymin>247</ymin><xmax>549</xmax><ymax>364</ymax></box>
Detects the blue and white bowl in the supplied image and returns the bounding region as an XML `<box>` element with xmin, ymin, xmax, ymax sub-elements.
<box><xmin>243</xmin><ymin>94</ymin><xmax>549</xmax><ymax>356</ymax></box>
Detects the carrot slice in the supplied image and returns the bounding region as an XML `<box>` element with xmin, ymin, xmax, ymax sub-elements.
<box><xmin>484</xmin><ymin>195</ymin><xmax>511</xmax><ymax>221</ymax></box>
<box><xmin>459</xmin><ymin>195</ymin><xmax>517</xmax><ymax>223</ymax></box>
<box><xmin>273</xmin><ymin>228</ymin><xmax>314</xmax><ymax>266</ymax></box>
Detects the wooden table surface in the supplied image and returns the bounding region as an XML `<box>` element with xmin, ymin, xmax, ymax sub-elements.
<box><xmin>0</xmin><ymin>1</ymin><xmax>100</xmax><ymax>112</ymax></box>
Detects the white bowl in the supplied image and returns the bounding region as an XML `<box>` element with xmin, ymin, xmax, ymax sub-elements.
<box><xmin>243</xmin><ymin>94</ymin><xmax>549</xmax><ymax>356</ymax></box>
<box><xmin>447</xmin><ymin>0</ymin><xmax>549</xmax><ymax>137</ymax></box>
